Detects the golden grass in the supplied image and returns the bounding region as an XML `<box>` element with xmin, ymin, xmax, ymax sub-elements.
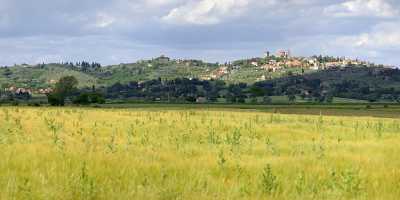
<box><xmin>1</xmin><ymin>107</ymin><xmax>400</xmax><ymax>199</ymax></box>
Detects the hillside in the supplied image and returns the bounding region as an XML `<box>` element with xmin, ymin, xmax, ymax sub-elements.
<box><xmin>0</xmin><ymin>55</ymin><xmax>398</xmax><ymax>104</ymax></box>
<box><xmin>0</xmin><ymin>59</ymin><xmax>220</xmax><ymax>89</ymax></box>
<box><xmin>254</xmin><ymin>66</ymin><xmax>400</xmax><ymax>102</ymax></box>
<box><xmin>0</xmin><ymin>64</ymin><xmax>97</xmax><ymax>88</ymax></box>
<box><xmin>0</xmin><ymin>55</ymin><xmax>338</xmax><ymax>89</ymax></box>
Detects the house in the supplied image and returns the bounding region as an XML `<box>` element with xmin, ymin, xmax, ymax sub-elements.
<box><xmin>200</xmin><ymin>76</ymin><xmax>212</xmax><ymax>80</ymax></box>
<box><xmin>155</xmin><ymin>55</ymin><xmax>170</xmax><ymax>64</ymax></box>
<box><xmin>196</xmin><ymin>97</ymin><xmax>207</xmax><ymax>103</ymax></box>
<box><xmin>268</xmin><ymin>60</ymin><xmax>277</xmax><ymax>65</ymax></box>
<box><xmin>251</xmin><ymin>61</ymin><xmax>259</xmax><ymax>67</ymax></box>
<box><xmin>38</xmin><ymin>88</ymin><xmax>53</xmax><ymax>94</ymax></box>
<box><xmin>261</xmin><ymin>64</ymin><xmax>281</xmax><ymax>72</ymax></box>
<box><xmin>307</xmin><ymin>58</ymin><xmax>320</xmax><ymax>70</ymax></box>
<box><xmin>277</xmin><ymin>50</ymin><xmax>290</xmax><ymax>58</ymax></box>
<box><xmin>261</xmin><ymin>64</ymin><xmax>271</xmax><ymax>70</ymax></box>
<box><xmin>232</xmin><ymin>65</ymin><xmax>241</xmax><ymax>70</ymax></box>
<box><xmin>6</xmin><ymin>87</ymin><xmax>33</xmax><ymax>95</ymax></box>
<box><xmin>286</xmin><ymin>59</ymin><xmax>303</xmax><ymax>68</ymax></box>
<box><xmin>212</xmin><ymin>66</ymin><xmax>229</xmax><ymax>78</ymax></box>
<box><xmin>5</xmin><ymin>86</ymin><xmax>16</xmax><ymax>92</ymax></box>
<box><xmin>256</xmin><ymin>75</ymin><xmax>266</xmax><ymax>81</ymax></box>
<box><xmin>325</xmin><ymin>61</ymin><xmax>343</xmax><ymax>68</ymax></box>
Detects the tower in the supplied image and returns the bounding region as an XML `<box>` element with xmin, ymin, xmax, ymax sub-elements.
<box><xmin>264</xmin><ymin>50</ymin><xmax>270</xmax><ymax>58</ymax></box>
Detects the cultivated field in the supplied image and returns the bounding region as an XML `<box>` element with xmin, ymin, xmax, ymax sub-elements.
<box><xmin>1</xmin><ymin>107</ymin><xmax>400</xmax><ymax>199</ymax></box>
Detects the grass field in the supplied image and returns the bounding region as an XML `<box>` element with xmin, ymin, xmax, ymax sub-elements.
<box><xmin>1</xmin><ymin>107</ymin><xmax>400</xmax><ymax>199</ymax></box>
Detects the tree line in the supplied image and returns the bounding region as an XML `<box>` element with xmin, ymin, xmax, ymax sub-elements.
<box><xmin>3</xmin><ymin>66</ymin><xmax>400</xmax><ymax>105</ymax></box>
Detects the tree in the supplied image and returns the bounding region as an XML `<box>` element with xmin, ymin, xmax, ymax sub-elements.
<box><xmin>55</xmin><ymin>76</ymin><xmax>78</xmax><ymax>96</ymax></box>
<box><xmin>73</xmin><ymin>93</ymin><xmax>90</xmax><ymax>105</ymax></box>
<box><xmin>48</xmin><ymin>76</ymin><xmax>78</xmax><ymax>106</ymax></box>
<box><xmin>73</xmin><ymin>92</ymin><xmax>106</xmax><ymax>105</ymax></box>
<box><xmin>249</xmin><ymin>85</ymin><xmax>265</xmax><ymax>97</ymax></box>
<box><xmin>89</xmin><ymin>93</ymin><xmax>106</xmax><ymax>104</ymax></box>
<box><xmin>287</xmin><ymin>94</ymin><xmax>296</xmax><ymax>102</ymax></box>
<box><xmin>48</xmin><ymin>92</ymin><xmax>65</xmax><ymax>106</ymax></box>
<box><xmin>286</xmin><ymin>87</ymin><xmax>297</xmax><ymax>103</ymax></box>
<box><xmin>263</xmin><ymin>96</ymin><xmax>272</xmax><ymax>104</ymax></box>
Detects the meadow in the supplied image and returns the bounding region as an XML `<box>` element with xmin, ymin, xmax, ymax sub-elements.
<box><xmin>1</xmin><ymin>107</ymin><xmax>400</xmax><ymax>199</ymax></box>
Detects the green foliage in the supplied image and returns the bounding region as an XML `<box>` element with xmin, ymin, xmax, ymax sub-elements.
<box><xmin>261</xmin><ymin>164</ymin><xmax>279</xmax><ymax>194</ymax></box>
<box><xmin>48</xmin><ymin>76</ymin><xmax>79</xmax><ymax>106</ymax></box>
<box><xmin>2</xmin><ymin>62</ymin><xmax>400</xmax><ymax>104</ymax></box>
<box><xmin>55</xmin><ymin>76</ymin><xmax>78</xmax><ymax>95</ymax></box>
<box><xmin>217</xmin><ymin>150</ymin><xmax>226</xmax><ymax>168</ymax></box>
<box><xmin>73</xmin><ymin>93</ymin><xmax>105</xmax><ymax>105</ymax></box>
<box><xmin>47</xmin><ymin>92</ymin><xmax>65</xmax><ymax>106</ymax></box>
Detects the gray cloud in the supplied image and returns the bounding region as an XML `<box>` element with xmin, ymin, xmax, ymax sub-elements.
<box><xmin>0</xmin><ymin>0</ymin><xmax>399</xmax><ymax>66</ymax></box>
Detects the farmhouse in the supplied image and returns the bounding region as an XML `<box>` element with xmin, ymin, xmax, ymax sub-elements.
<box><xmin>196</xmin><ymin>97</ymin><xmax>207</xmax><ymax>103</ymax></box>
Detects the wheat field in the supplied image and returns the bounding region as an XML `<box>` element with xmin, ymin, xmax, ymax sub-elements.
<box><xmin>1</xmin><ymin>107</ymin><xmax>400</xmax><ymax>199</ymax></box>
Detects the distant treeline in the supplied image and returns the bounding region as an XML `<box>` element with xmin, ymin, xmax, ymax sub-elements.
<box><xmin>2</xmin><ymin>66</ymin><xmax>400</xmax><ymax>105</ymax></box>
<box><xmin>91</xmin><ymin>66</ymin><xmax>400</xmax><ymax>103</ymax></box>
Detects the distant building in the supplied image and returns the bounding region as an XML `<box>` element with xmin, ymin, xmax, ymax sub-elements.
<box><xmin>251</xmin><ymin>61</ymin><xmax>259</xmax><ymax>67</ymax></box>
<box><xmin>264</xmin><ymin>50</ymin><xmax>270</xmax><ymax>58</ymax></box>
<box><xmin>257</xmin><ymin>75</ymin><xmax>266</xmax><ymax>81</ymax></box>
<box><xmin>286</xmin><ymin>59</ymin><xmax>303</xmax><ymax>68</ymax></box>
<box><xmin>5</xmin><ymin>86</ymin><xmax>16</xmax><ymax>92</ymax></box>
<box><xmin>38</xmin><ymin>88</ymin><xmax>53</xmax><ymax>94</ymax></box>
<box><xmin>261</xmin><ymin>64</ymin><xmax>281</xmax><ymax>72</ymax></box>
<box><xmin>5</xmin><ymin>86</ymin><xmax>32</xmax><ymax>95</ymax></box>
<box><xmin>155</xmin><ymin>55</ymin><xmax>170</xmax><ymax>64</ymax></box>
<box><xmin>277</xmin><ymin>50</ymin><xmax>290</xmax><ymax>58</ymax></box>
<box><xmin>196</xmin><ymin>97</ymin><xmax>207</xmax><ymax>103</ymax></box>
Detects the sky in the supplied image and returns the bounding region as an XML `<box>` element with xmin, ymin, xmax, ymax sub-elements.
<box><xmin>0</xmin><ymin>0</ymin><xmax>399</xmax><ymax>66</ymax></box>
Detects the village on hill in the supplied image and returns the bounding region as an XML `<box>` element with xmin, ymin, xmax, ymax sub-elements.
<box><xmin>197</xmin><ymin>49</ymin><xmax>378</xmax><ymax>82</ymax></box>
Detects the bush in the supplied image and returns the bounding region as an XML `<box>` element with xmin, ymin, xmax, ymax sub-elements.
<box><xmin>48</xmin><ymin>93</ymin><xmax>65</xmax><ymax>106</ymax></box>
<box><xmin>73</xmin><ymin>93</ymin><xmax>90</xmax><ymax>105</ymax></box>
<box><xmin>90</xmin><ymin>93</ymin><xmax>106</xmax><ymax>104</ymax></box>
<box><xmin>237</xmin><ymin>97</ymin><xmax>246</xmax><ymax>103</ymax></box>
<box><xmin>27</xmin><ymin>102</ymin><xmax>41</xmax><ymax>107</ymax></box>
<box><xmin>11</xmin><ymin>101</ymin><xmax>19</xmax><ymax>106</ymax></box>
<box><xmin>261</xmin><ymin>164</ymin><xmax>279</xmax><ymax>194</ymax></box>
<box><xmin>185</xmin><ymin>96</ymin><xmax>196</xmax><ymax>103</ymax></box>
<box><xmin>263</xmin><ymin>96</ymin><xmax>272</xmax><ymax>104</ymax></box>
<box><xmin>73</xmin><ymin>92</ymin><xmax>106</xmax><ymax>105</ymax></box>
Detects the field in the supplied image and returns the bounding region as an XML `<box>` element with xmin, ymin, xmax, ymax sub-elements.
<box><xmin>1</xmin><ymin>107</ymin><xmax>400</xmax><ymax>199</ymax></box>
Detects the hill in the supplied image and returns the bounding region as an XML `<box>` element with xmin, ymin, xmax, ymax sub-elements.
<box><xmin>254</xmin><ymin>66</ymin><xmax>400</xmax><ymax>102</ymax></box>
<box><xmin>0</xmin><ymin>55</ymin><xmax>399</xmax><ymax>103</ymax></box>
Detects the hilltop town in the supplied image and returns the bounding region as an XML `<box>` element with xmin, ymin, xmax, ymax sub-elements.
<box><xmin>202</xmin><ymin>50</ymin><xmax>379</xmax><ymax>83</ymax></box>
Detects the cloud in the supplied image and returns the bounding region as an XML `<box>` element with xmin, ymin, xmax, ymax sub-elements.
<box><xmin>0</xmin><ymin>0</ymin><xmax>399</xmax><ymax>66</ymax></box>
<box><xmin>324</xmin><ymin>0</ymin><xmax>399</xmax><ymax>18</ymax></box>
<box><xmin>162</xmin><ymin>0</ymin><xmax>250</xmax><ymax>25</ymax></box>
<box><xmin>94</xmin><ymin>13</ymin><xmax>115</xmax><ymax>28</ymax></box>
<box><xmin>0</xmin><ymin>35</ymin><xmax>168</xmax><ymax>65</ymax></box>
<box><xmin>143</xmin><ymin>0</ymin><xmax>182</xmax><ymax>7</ymax></box>
<box><xmin>335</xmin><ymin>22</ymin><xmax>400</xmax><ymax>48</ymax></box>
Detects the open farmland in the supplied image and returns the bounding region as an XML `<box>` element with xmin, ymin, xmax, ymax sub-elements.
<box><xmin>1</xmin><ymin>107</ymin><xmax>400</xmax><ymax>199</ymax></box>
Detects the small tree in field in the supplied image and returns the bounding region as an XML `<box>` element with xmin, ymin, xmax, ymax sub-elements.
<box><xmin>48</xmin><ymin>76</ymin><xmax>78</xmax><ymax>106</ymax></box>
